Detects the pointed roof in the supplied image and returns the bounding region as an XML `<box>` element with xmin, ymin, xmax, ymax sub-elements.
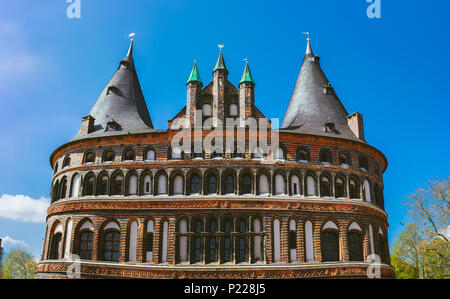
<box><xmin>239</xmin><ymin>61</ymin><xmax>254</xmax><ymax>84</ymax></box>
<box><xmin>73</xmin><ymin>40</ymin><xmax>156</xmax><ymax>140</ymax></box>
<box><xmin>213</xmin><ymin>48</ymin><xmax>228</xmax><ymax>72</ymax></box>
<box><xmin>281</xmin><ymin>39</ymin><xmax>360</xmax><ymax>141</ymax></box>
<box><xmin>186</xmin><ymin>61</ymin><xmax>202</xmax><ymax>84</ymax></box>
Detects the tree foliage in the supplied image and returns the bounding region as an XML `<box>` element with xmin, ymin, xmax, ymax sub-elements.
<box><xmin>393</xmin><ymin>177</ymin><xmax>450</xmax><ymax>279</ymax></box>
<box><xmin>2</xmin><ymin>249</ymin><xmax>37</xmax><ymax>279</ymax></box>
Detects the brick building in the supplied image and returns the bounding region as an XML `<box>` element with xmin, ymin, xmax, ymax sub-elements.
<box><xmin>37</xmin><ymin>38</ymin><xmax>393</xmax><ymax>279</ymax></box>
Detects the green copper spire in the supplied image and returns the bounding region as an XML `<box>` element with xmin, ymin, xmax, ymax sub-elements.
<box><xmin>186</xmin><ymin>61</ymin><xmax>202</xmax><ymax>84</ymax></box>
<box><xmin>213</xmin><ymin>45</ymin><xmax>228</xmax><ymax>72</ymax></box>
<box><xmin>239</xmin><ymin>61</ymin><xmax>254</xmax><ymax>84</ymax></box>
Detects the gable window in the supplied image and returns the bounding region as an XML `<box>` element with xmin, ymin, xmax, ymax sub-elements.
<box><xmin>203</xmin><ymin>104</ymin><xmax>212</xmax><ymax>117</ymax></box>
<box><xmin>229</xmin><ymin>104</ymin><xmax>238</xmax><ymax>117</ymax></box>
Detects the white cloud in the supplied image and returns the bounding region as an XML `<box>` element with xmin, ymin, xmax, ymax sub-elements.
<box><xmin>1</xmin><ymin>236</ymin><xmax>31</xmax><ymax>252</ymax></box>
<box><xmin>0</xmin><ymin>20</ymin><xmax>38</xmax><ymax>76</ymax></box>
<box><xmin>0</xmin><ymin>194</ymin><xmax>49</xmax><ymax>223</ymax></box>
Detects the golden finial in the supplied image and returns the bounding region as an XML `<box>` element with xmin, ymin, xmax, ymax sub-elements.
<box><xmin>129</xmin><ymin>32</ymin><xmax>135</xmax><ymax>42</ymax></box>
<box><xmin>243</xmin><ymin>58</ymin><xmax>248</xmax><ymax>64</ymax></box>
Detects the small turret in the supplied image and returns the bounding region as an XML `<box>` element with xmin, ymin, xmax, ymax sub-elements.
<box><xmin>239</xmin><ymin>60</ymin><xmax>255</xmax><ymax>122</ymax></box>
<box><xmin>186</xmin><ymin>61</ymin><xmax>203</xmax><ymax>128</ymax></box>
<box><xmin>212</xmin><ymin>45</ymin><xmax>228</xmax><ymax>127</ymax></box>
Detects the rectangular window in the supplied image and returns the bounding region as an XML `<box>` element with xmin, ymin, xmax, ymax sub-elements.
<box><xmin>146</xmin><ymin>182</ymin><xmax>150</xmax><ymax>193</ymax></box>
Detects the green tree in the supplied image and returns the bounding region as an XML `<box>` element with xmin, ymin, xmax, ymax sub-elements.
<box><xmin>393</xmin><ymin>177</ymin><xmax>450</xmax><ymax>279</ymax></box>
<box><xmin>2</xmin><ymin>249</ymin><xmax>37</xmax><ymax>279</ymax></box>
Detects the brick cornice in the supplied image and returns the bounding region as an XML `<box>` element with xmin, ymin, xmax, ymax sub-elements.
<box><xmin>47</xmin><ymin>198</ymin><xmax>388</xmax><ymax>221</ymax></box>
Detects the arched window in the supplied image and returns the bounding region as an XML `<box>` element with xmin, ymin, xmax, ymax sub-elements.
<box><xmin>192</xmin><ymin>219</ymin><xmax>202</xmax><ymax>263</ymax></box>
<box><xmin>297</xmin><ymin>148</ymin><xmax>310</xmax><ymax>163</ymax></box>
<box><xmin>103</xmin><ymin>150</ymin><xmax>115</xmax><ymax>162</ymax></box>
<box><xmin>59</xmin><ymin>177</ymin><xmax>68</xmax><ymax>199</ymax></box>
<box><xmin>242</xmin><ymin>174</ymin><xmax>253</xmax><ymax>195</ymax></box>
<box><xmin>143</xmin><ymin>174</ymin><xmax>152</xmax><ymax>195</ymax></box>
<box><xmin>305</xmin><ymin>221</ymin><xmax>314</xmax><ymax>262</ymax></box>
<box><xmin>229</xmin><ymin>104</ymin><xmax>238</xmax><ymax>117</ymax></box>
<box><xmin>379</xmin><ymin>229</ymin><xmax>388</xmax><ymax>264</ymax></box>
<box><xmin>259</xmin><ymin>174</ymin><xmax>270</xmax><ymax>195</ymax></box>
<box><xmin>306</xmin><ymin>176</ymin><xmax>316</xmax><ymax>196</ymax></box>
<box><xmin>78</xmin><ymin>220</ymin><xmax>94</xmax><ymax>260</ymax></box>
<box><xmin>178</xmin><ymin>219</ymin><xmax>188</xmax><ymax>263</ymax></box>
<box><xmin>52</xmin><ymin>181</ymin><xmax>60</xmax><ymax>203</ymax></box>
<box><xmin>225</xmin><ymin>175</ymin><xmax>234</xmax><ymax>194</ymax></box>
<box><xmin>363</xmin><ymin>180</ymin><xmax>371</xmax><ymax>203</ymax></box>
<box><xmin>50</xmin><ymin>232</ymin><xmax>63</xmax><ymax>260</ymax></box>
<box><xmin>173</xmin><ymin>175</ymin><xmax>183</xmax><ymax>195</ymax></box>
<box><xmin>223</xmin><ymin>219</ymin><xmax>232</xmax><ymax>263</ymax></box>
<box><xmin>289</xmin><ymin>219</ymin><xmax>297</xmax><ymax>262</ymax></box>
<box><xmin>156</xmin><ymin>174</ymin><xmax>167</xmax><ymax>195</ymax></box>
<box><xmin>321</xmin><ymin>224</ymin><xmax>339</xmax><ymax>262</ymax></box>
<box><xmin>145</xmin><ymin>149</ymin><xmax>156</xmax><ymax>161</ymax></box>
<box><xmin>253</xmin><ymin>218</ymin><xmax>262</xmax><ymax>262</ymax></box>
<box><xmin>359</xmin><ymin>156</ymin><xmax>369</xmax><ymax>171</ymax></box>
<box><xmin>290</xmin><ymin>175</ymin><xmax>300</xmax><ymax>196</ymax></box>
<box><xmin>237</xmin><ymin>219</ymin><xmax>247</xmax><ymax>263</ymax></box>
<box><xmin>83</xmin><ymin>173</ymin><xmax>95</xmax><ymax>196</ymax></box>
<box><xmin>339</xmin><ymin>152</ymin><xmax>351</xmax><ymax>166</ymax></box>
<box><xmin>98</xmin><ymin>174</ymin><xmax>108</xmax><ymax>196</ymax></box>
<box><xmin>274</xmin><ymin>174</ymin><xmax>285</xmax><ymax>195</ymax></box>
<box><xmin>349</xmin><ymin>178</ymin><xmax>360</xmax><ymax>199</ymax></box>
<box><xmin>335</xmin><ymin>177</ymin><xmax>345</xmax><ymax>198</ymax></box>
<box><xmin>192</xmin><ymin>143</ymin><xmax>204</xmax><ymax>159</ymax></box>
<box><xmin>320</xmin><ymin>175</ymin><xmax>331</xmax><ymax>197</ymax></box>
<box><xmin>64</xmin><ymin>219</ymin><xmax>73</xmax><ymax>258</ymax></box>
<box><xmin>348</xmin><ymin>224</ymin><xmax>363</xmax><ymax>262</ymax></box>
<box><xmin>203</xmin><ymin>104</ymin><xmax>212</xmax><ymax>117</ymax></box>
<box><xmin>207</xmin><ymin>175</ymin><xmax>218</xmax><ymax>195</ymax></box>
<box><xmin>112</xmin><ymin>172</ymin><xmax>124</xmax><ymax>195</ymax></box>
<box><xmin>252</xmin><ymin>146</ymin><xmax>265</xmax><ymax>160</ymax></box>
<box><xmin>189</xmin><ymin>175</ymin><xmax>200</xmax><ymax>195</ymax></box>
<box><xmin>170</xmin><ymin>146</ymin><xmax>183</xmax><ymax>160</ymax></box>
<box><xmin>146</xmin><ymin>220</ymin><xmax>154</xmax><ymax>262</ymax></box>
<box><xmin>234</xmin><ymin>145</ymin><xmax>244</xmax><ymax>159</ymax></box>
<box><xmin>123</xmin><ymin>148</ymin><xmax>135</xmax><ymax>161</ymax></box>
<box><xmin>103</xmin><ymin>223</ymin><xmax>120</xmax><ymax>262</ymax></box>
<box><xmin>276</xmin><ymin>147</ymin><xmax>285</xmax><ymax>161</ymax></box>
<box><xmin>70</xmin><ymin>174</ymin><xmax>81</xmax><ymax>198</ymax></box>
<box><xmin>208</xmin><ymin>220</ymin><xmax>217</xmax><ymax>263</ymax></box>
<box><xmin>161</xmin><ymin>221</ymin><xmax>169</xmax><ymax>263</ymax></box>
<box><xmin>128</xmin><ymin>221</ymin><xmax>138</xmax><ymax>262</ymax></box>
<box><xmin>319</xmin><ymin>149</ymin><xmax>332</xmax><ymax>164</ymax></box>
<box><xmin>62</xmin><ymin>156</ymin><xmax>71</xmax><ymax>168</ymax></box>
<box><xmin>273</xmin><ymin>219</ymin><xmax>281</xmax><ymax>262</ymax></box>
<box><xmin>84</xmin><ymin>152</ymin><xmax>95</xmax><ymax>164</ymax></box>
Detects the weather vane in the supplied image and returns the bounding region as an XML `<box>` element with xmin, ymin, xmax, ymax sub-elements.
<box><xmin>218</xmin><ymin>44</ymin><xmax>224</xmax><ymax>52</ymax></box>
<box><xmin>243</xmin><ymin>58</ymin><xmax>248</xmax><ymax>64</ymax></box>
<box><xmin>129</xmin><ymin>32</ymin><xmax>136</xmax><ymax>42</ymax></box>
<box><xmin>302</xmin><ymin>32</ymin><xmax>310</xmax><ymax>40</ymax></box>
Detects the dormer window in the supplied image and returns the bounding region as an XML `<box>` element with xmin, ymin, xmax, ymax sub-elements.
<box><xmin>323</xmin><ymin>122</ymin><xmax>336</xmax><ymax>133</ymax></box>
<box><xmin>120</xmin><ymin>61</ymin><xmax>129</xmax><ymax>68</ymax></box>
<box><xmin>106</xmin><ymin>120</ymin><xmax>121</xmax><ymax>132</ymax></box>
<box><xmin>107</xmin><ymin>86</ymin><xmax>120</xmax><ymax>96</ymax></box>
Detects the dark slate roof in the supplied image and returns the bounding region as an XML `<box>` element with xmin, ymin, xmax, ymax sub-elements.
<box><xmin>72</xmin><ymin>41</ymin><xmax>156</xmax><ymax>141</ymax></box>
<box><xmin>281</xmin><ymin>40</ymin><xmax>361</xmax><ymax>141</ymax></box>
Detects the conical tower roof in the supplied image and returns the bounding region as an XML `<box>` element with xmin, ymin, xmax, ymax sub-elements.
<box><xmin>281</xmin><ymin>39</ymin><xmax>358</xmax><ymax>140</ymax></box>
<box><xmin>239</xmin><ymin>61</ymin><xmax>254</xmax><ymax>84</ymax></box>
<box><xmin>73</xmin><ymin>41</ymin><xmax>155</xmax><ymax>140</ymax></box>
<box><xmin>187</xmin><ymin>61</ymin><xmax>202</xmax><ymax>84</ymax></box>
<box><xmin>213</xmin><ymin>48</ymin><xmax>228</xmax><ymax>73</ymax></box>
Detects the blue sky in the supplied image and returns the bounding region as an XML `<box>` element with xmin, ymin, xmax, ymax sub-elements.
<box><xmin>0</xmin><ymin>0</ymin><xmax>449</xmax><ymax>259</ymax></box>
